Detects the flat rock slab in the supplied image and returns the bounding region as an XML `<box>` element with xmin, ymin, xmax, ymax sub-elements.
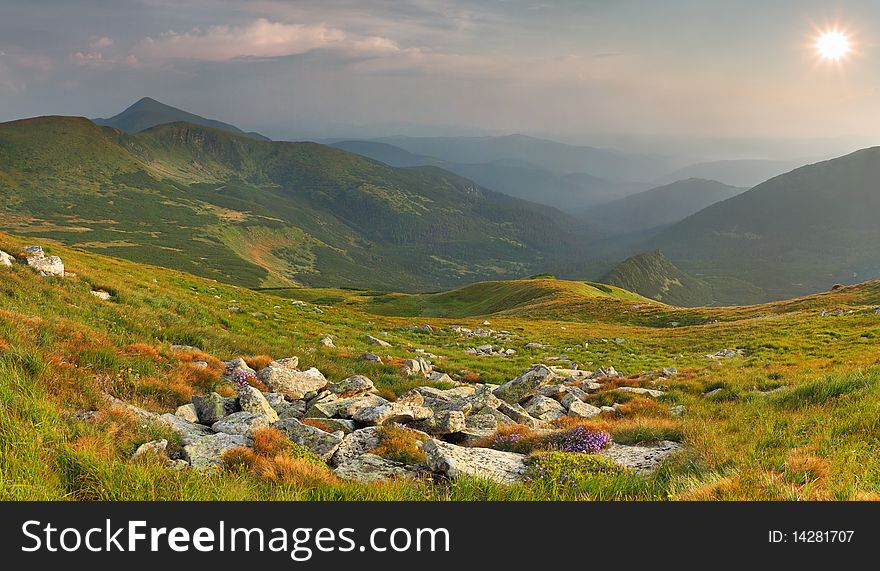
<box><xmin>157</xmin><ymin>413</ymin><xmax>214</xmax><ymax>445</ymax></box>
<box><xmin>424</xmin><ymin>439</ymin><xmax>528</xmax><ymax>484</ymax></box>
<box><xmin>273</xmin><ymin>418</ymin><xmax>343</xmax><ymax>460</ymax></box>
<box><xmin>599</xmin><ymin>441</ymin><xmax>684</xmax><ymax>474</ymax></box>
<box><xmin>333</xmin><ymin>453</ymin><xmax>420</xmax><ymax>483</ymax></box>
<box><xmin>331</xmin><ymin>427</ymin><xmax>381</xmax><ymax>467</ymax></box>
<box><xmin>615</xmin><ymin>387</ymin><xmax>667</xmax><ymax>398</ymax></box>
<box><xmin>184</xmin><ymin>433</ymin><xmax>249</xmax><ymax>470</ymax></box>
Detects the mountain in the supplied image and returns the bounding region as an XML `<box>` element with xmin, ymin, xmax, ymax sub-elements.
<box><xmin>0</xmin><ymin>115</ymin><xmax>593</xmax><ymax>291</ymax></box>
<box><xmin>369</xmin><ymin>134</ymin><xmax>675</xmax><ymax>182</ymax></box>
<box><xmin>587</xmin><ymin>178</ymin><xmax>746</xmax><ymax>236</ymax></box>
<box><xmin>653</xmin><ymin>147</ymin><xmax>880</xmax><ymax>304</ymax></box>
<box><xmin>93</xmin><ymin>97</ymin><xmax>270</xmax><ymax>140</ymax></box>
<box><xmin>658</xmin><ymin>159</ymin><xmax>801</xmax><ymax>188</ymax></box>
<box><xmin>331</xmin><ymin>140</ymin><xmax>644</xmax><ymax>211</ymax></box>
<box><xmin>601</xmin><ymin>250</ymin><xmax>710</xmax><ymax>307</ymax></box>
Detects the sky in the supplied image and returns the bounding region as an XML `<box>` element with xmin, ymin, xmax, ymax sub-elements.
<box><xmin>2</xmin><ymin>0</ymin><xmax>880</xmax><ymax>159</ymax></box>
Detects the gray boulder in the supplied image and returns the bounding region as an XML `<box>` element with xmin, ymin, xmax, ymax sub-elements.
<box><xmin>238</xmin><ymin>385</ymin><xmax>279</xmax><ymax>422</ymax></box>
<box><xmin>304</xmin><ymin>418</ymin><xmax>357</xmax><ymax>434</ymax></box>
<box><xmin>273</xmin><ymin>418</ymin><xmax>343</xmax><ymax>460</ymax></box>
<box><xmin>352</xmin><ymin>392</ymin><xmax>433</xmax><ymax>425</ymax></box>
<box><xmin>333</xmin><ymin>453</ymin><xmax>420</xmax><ymax>483</ymax></box>
<box><xmin>25</xmin><ymin>254</ymin><xmax>64</xmax><ymax>277</ymax></box>
<box><xmin>192</xmin><ymin>392</ymin><xmax>239</xmax><ymax>424</ymax></box>
<box><xmin>493</xmin><ymin>365</ymin><xmax>556</xmax><ymax>404</ymax></box>
<box><xmin>211</xmin><ymin>411</ymin><xmax>270</xmax><ymax>436</ymax></box>
<box><xmin>184</xmin><ymin>433</ymin><xmax>249</xmax><ymax>470</ymax></box>
<box><xmin>132</xmin><ymin>439</ymin><xmax>168</xmax><ymax>460</ymax></box>
<box><xmin>259</xmin><ymin>365</ymin><xmax>328</xmax><ymax>400</ymax></box>
<box><xmin>174</xmin><ymin>403</ymin><xmax>199</xmax><ymax>423</ymax></box>
<box><xmin>599</xmin><ymin>441</ymin><xmax>684</xmax><ymax>474</ymax></box>
<box><xmin>156</xmin><ymin>413</ymin><xmax>213</xmax><ymax>445</ymax></box>
<box><xmin>328</xmin><ymin>375</ymin><xmax>375</xmax><ymax>397</ymax></box>
<box><xmin>412</xmin><ymin>410</ymin><xmax>466</xmax><ymax>435</ymax></box>
<box><xmin>330</xmin><ymin>427</ymin><xmax>381</xmax><ymax>467</ymax></box>
<box><xmin>366</xmin><ymin>335</ymin><xmax>392</xmax><ymax>347</ymax></box>
<box><xmin>0</xmin><ymin>250</ymin><xmax>14</xmax><ymax>267</ymax></box>
<box><xmin>496</xmin><ymin>402</ymin><xmax>546</xmax><ymax>429</ymax></box>
<box><xmin>423</xmin><ymin>439</ymin><xmax>528</xmax><ymax>484</ymax></box>
<box><xmin>567</xmin><ymin>400</ymin><xmax>602</xmax><ymax>419</ymax></box>
<box><xmin>524</xmin><ymin>395</ymin><xmax>566</xmax><ymax>421</ymax></box>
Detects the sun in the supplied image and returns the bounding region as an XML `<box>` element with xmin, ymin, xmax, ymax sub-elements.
<box><xmin>816</xmin><ymin>29</ymin><xmax>851</xmax><ymax>61</ymax></box>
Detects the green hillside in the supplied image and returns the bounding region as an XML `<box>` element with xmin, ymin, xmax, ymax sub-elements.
<box><xmin>0</xmin><ymin>116</ymin><xmax>589</xmax><ymax>291</ymax></box>
<box><xmin>654</xmin><ymin>147</ymin><xmax>880</xmax><ymax>304</ymax></box>
<box><xmin>601</xmin><ymin>250</ymin><xmax>711</xmax><ymax>307</ymax></box>
<box><xmin>3</xmin><ymin>232</ymin><xmax>880</xmax><ymax>501</ymax></box>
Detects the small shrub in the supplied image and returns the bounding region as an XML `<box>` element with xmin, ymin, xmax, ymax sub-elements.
<box><xmin>525</xmin><ymin>451</ymin><xmax>625</xmax><ymax>487</ymax></box>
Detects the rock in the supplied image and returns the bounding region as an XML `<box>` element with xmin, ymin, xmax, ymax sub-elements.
<box><xmin>156</xmin><ymin>413</ymin><xmax>214</xmax><ymax>444</ymax></box>
<box><xmin>238</xmin><ymin>385</ymin><xmax>279</xmax><ymax>422</ymax></box>
<box><xmin>192</xmin><ymin>392</ymin><xmax>239</xmax><ymax>424</ymax></box>
<box><xmin>705</xmin><ymin>349</ymin><xmax>740</xmax><ymax>359</ymax></box>
<box><xmin>0</xmin><ymin>250</ymin><xmax>14</xmax><ymax>266</ymax></box>
<box><xmin>412</xmin><ymin>410</ymin><xmax>466</xmax><ymax>435</ymax></box>
<box><xmin>25</xmin><ymin>254</ymin><xmax>64</xmax><ymax>277</ymax></box>
<box><xmin>447</xmin><ymin>428</ymin><xmax>496</xmax><ymax>447</ymax></box>
<box><xmin>465</xmin><ymin>412</ymin><xmax>498</xmax><ymax>430</ymax></box>
<box><xmin>615</xmin><ymin>386</ymin><xmax>667</xmax><ymax>398</ymax></box>
<box><xmin>599</xmin><ymin>441</ymin><xmax>685</xmax><ymax>474</ymax></box>
<box><xmin>600</xmin><ymin>405</ymin><xmax>617</xmax><ymax>414</ymax></box>
<box><xmin>174</xmin><ymin>403</ymin><xmax>199</xmax><ymax>423</ymax></box>
<box><xmin>171</xmin><ymin>344</ymin><xmax>200</xmax><ymax>352</ymax></box>
<box><xmin>273</xmin><ymin>418</ymin><xmax>343</xmax><ymax>460</ymax></box>
<box><xmin>328</xmin><ymin>375</ymin><xmax>375</xmax><ymax>397</ymax></box>
<box><xmin>225</xmin><ymin>358</ymin><xmax>257</xmax><ymax>377</ymax></box>
<box><xmin>366</xmin><ymin>335</ymin><xmax>392</xmax><ymax>347</ymax></box>
<box><xmin>304</xmin><ymin>393</ymin><xmax>341</xmax><ymax>418</ymax></box>
<box><xmin>591</xmin><ymin>366</ymin><xmax>623</xmax><ymax>379</ymax></box>
<box><xmin>423</xmin><ymin>439</ymin><xmax>528</xmax><ymax>484</ymax></box>
<box><xmin>537</xmin><ymin>384</ymin><xmax>568</xmax><ymax>398</ymax></box>
<box><xmin>191</xmin><ymin>361</ymin><xmax>208</xmax><ymax>369</ymax></box>
<box><xmin>493</xmin><ymin>365</ymin><xmax>556</xmax><ymax>404</ymax></box>
<box><xmin>703</xmin><ymin>388</ymin><xmax>725</xmax><ymax>399</ymax></box>
<box><xmin>427</xmin><ymin>371</ymin><xmax>454</xmax><ymax>384</ymax></box>
<box><xmin>319</xmin><ymin>336</ymin><xmax>335</xmax><ymax>348</ymax></box>
<box><xmin>90</xmin><ymin>290</ymin><xmax>111</xmax><ymax>301</ymax></box>
<box><xmin>21</xmin><ymin>245</ymin><xmax>44</xmax><ymax>256</ymax></box>
<box><xmin>496</xmin><ymin>402</ymin><xmax>545</xmax><ymax>429</ymax></box>
<box><xmin>259</xmin><ymin>365</ymin><xmax>328</xmax><ymax>400</ymax></box>
<box><xmin>669</xmin><ymin>405</ymin><xmax>686</xmax><ymax>417</ymax></box>
<box><xmin>132</xmin><ymin>439</ymin><xmax>168</xmax><ymax>460</ymax></box>
<box><xmin>333</xmin><ymin>394</ymin><xmax>389</xmax><ymax>419</ymax></box>
<box><xmin>305</xmin><ymin>418</ymin><xmax>357</xmax><ymax>434</ymax></box>
<box><xmin>274</xmin><ymin>400</ymin><xmax>307</xmax><ymax>420</ymax></box>
<box><xmin>359</xmin><ymin>352</ymin><xmax>383</xmax><ymax>364</ymax></box>
<box><xmin>263</xmin><ymin>392</ymin><xmax>285</xmax><ymax>407</ymax></box>
<box><xmin>524</xmin><ymin>395</ymin><xmax>566</xmax><ymax>421</ymax></box>
<box><xmin>211</xmin><ymin>411</ymin><xmax>270</xmax><ymax>436</ymax></box>
<box><xmin>330</xmin><ymin>427</ymin><xmax>381</xmax><ymax>467</ymax></box>
<box><xmin>473</xmin><ymin>406</ymin><xmax>516</xmax><ymax>427</ymax></box>
<box><xmin>333</xmin><ymin>453</ymin><xmax>420</xmax><ymax>483</ymax></box>
<box><xmin>102</xmin><ymin>394</ymin><xmax>157</xmax><ymax>422</ymax></box>
<box><xmin>662</xmin><ymin>367</ymin><xmax>678</xmax><ymax>377</ymax></box>
<box><xmin>567</xmin><ymin>400</ymin><xmax>602</xmax><ymax>419</ymax></box>
<box><xmin>352</xmin><ymin>392</ymin><xmax>433</xmax><ymax>425</ymax></box>
<box><xmin>184</xmin><ymin>433</ymin><xmax>249</xmax><ymax>470</ymax></box>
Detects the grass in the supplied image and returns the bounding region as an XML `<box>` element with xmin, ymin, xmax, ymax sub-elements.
<box><xmin>1</xmin><ymin>231</ymin><xmax>880</xmax><ymax>500</ymax></box>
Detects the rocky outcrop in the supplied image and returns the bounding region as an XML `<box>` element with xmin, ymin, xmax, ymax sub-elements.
<box><xmin>352</xmin><ymin>392</ymin><xmax>433</xmax><ymax>425</ymax></box>
<box><xmin>333</xmin><ymin>453</ymin><xmax>420</xmax><ymax>483</ymax></box>
<box><xmin>0</xmin><ymin>250</ymin><xmax>14</xmax><ymax>267</ymax></box>
<box><xmin>192</xmin><ymin>392</ymin><xmax>239</xmax><ymax>424</ymax></box>
<box><xmin>328</xmin><ymin>375</ymin><xmax>375</xmax><ymax>397</ymax></box>
<box><xmin>20</xmin><ymin>246</ymin><xmax>65</xmax><ymax>277</ymax></box>
<box><xmin>157</xmin><ymin>413</ymin><xmax>213</xmax><ymax>444</ymax></box>
<box><xmin>273</xmin><ymin>418</ymin><xmax>343</xmax><ymax>460</ymax></box>
<box><xmin>423</xmin><ymin>439</ymin><xmax>528</xmax><ymax>484</ymax></box>
<box><xmin>599</xmin><ymin>441</ymin><xmax>684</xmax><ymax>474</ymax></box>
<box><xmin>238</xmin><ymin>385</ymin><xmax>279</xmax><ymax>422</ymax></box>
<box><xmin>493</xmin><ymin>365</ymin><xmax>555</xmax><ymax>404</ymax></box>
<box><xmin>259</xmin><ymin>364</ymin><xmax>328</xmax><ymax>400</ymax></box>
<box><xmin>211</xmin><ymin>411</ymin><xmax>270</xmax><ymax>436</ymax></box>
<box><xmin>184</xmin><ymin>433</ymin><xmax>249</xmax><ymax>470</ymax></box>
<box><xmin>330</xmin><ymin>427</ymin><xmax>381</xmax><ymax>467</ymax></box>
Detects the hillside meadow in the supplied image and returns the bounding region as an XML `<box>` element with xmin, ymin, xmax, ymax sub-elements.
<box><xmin>1</xmin><ymin>232</ymin><xmax>879</xmax><ymax>500</ymax></box>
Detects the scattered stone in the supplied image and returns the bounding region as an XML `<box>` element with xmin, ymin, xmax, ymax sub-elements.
<box><xmin>132</xmin><ymin>439</ymin><xmax>168</xmax><ymax>460</ymax></box>
<box><xmin>567</xmin><ymin>400</ymin><xmax>602</xmax><ymax>419</ymax></box>
<box><xmin>447</xmin><ymin>428</ymin><xmax>496</xmax><ymax>447</ymax></box>
<box><xmin>493</xmin><ymin>365</ymin><xmax>555</xmax><ymax>404</ymax></box>
<box><xmin>591</xmin><ymin>366</ymin><xmax>623</xmax><ymax>379</ymax></box>
<box><xmin>273</xmin><ymin>418</ymin><xmax>343</xmax><ymax>460</ymax></box>
<box><xmin>669</xmin><ymin>405</ymin><xmax>686</xmax><ymax>417</ymax></box>
<box><xmin>238</xmin><ymin>385</ymin><xmax>279</xmax><ymax>423</ymax></box>
<box><xmin>333</xmin><ymin>453</ymin><xmax>420</xmax><ymax>483</ymax></box>
<box><xmin>184</xmin><ymin>433</ymin><xmax>249</xmax><ymax>470</ymax></box>
<box><xmin>366</xmin><ymin>335</ymin><xmax>392</xmax><ymax>347</ymax></box>
<box><xmin>174</xmin><ymin>403</ymin><xmax>199</xmax><ymax>423</ymax></box>
<box><xmin>305</xmin><ymin>418</ymin><xmax>357</xmax><ymax>434</ymax></box>
<box><xmin>156</xmin><ymin>413</ymin><xmax>213</xmax><ymax>445</ymax></box>
<box><xmin>0</xmin><ymin>250</ymin><xmax>14</xmax><ymax>267</ymax></box>
<box><xmin>320</xmin><ymin>336</ymin><xmax>335</xmax><ymax>348</ymax></box>
<box><xmin>259</xmin><ymin>365</ymin><xmax>328</xmax><ymax>400</ymax></box>
<box><xmin>192</xmin><ymin>392</ymin><xmax>239</xmax><ymax>424</ymax></box>
<box><xmin>24</xmin><ymin>249</ymin><xmax>64</xmax><ymax>277</ymax></box>
<box><xmin>328</xmin><ymin>375</ymin><xmax>375</xmax><ymax>397</ymax></box>
<box><xmin>599</xmin><ymin>441</ymin><xmax>684</xmax><ymax>474</ymax></box>
<box><xmin>352</xmin><ymin>392</ymin><xmax>433</xmax><ymax>425</ymax></box>
<box><xmin>427</xmin><ymin>371</ymin><xmax>454</xmax><ymax>384</ymax></box>
<box><xmin>90</xmin><ymin>290</ymin><xmax>111</xmax><ymax>301</ymax></box>
<box><xmin>359</xmin><ymin>352</ymin><xmax>383</xmax><ymax>364</ymax></box>
<box><xmin>103</xmin><ymin>394</ymin><xmax>156</xmax><ymax>422</ymax></box>
<box><xmin>191</xmin><ymin>360</ymin><xmax>208</xmax><ymax>369</ymax></box>
<box><xmin>423</xmin><ymin>439</ymin><xmax>528</xmax><ymax>484</ymax></box>
<box><xmin>615</xmin><ymin>386</ymin><xmax>667</xmax><ymax>398</ymax></box>
<box><xmin>496</xmin><ymin>402</ymin><xmax>545</xmax><ymax>429</ymax></box>
<box><xmin>412</xmin><ymin>410</ymin><xmax>466</xmax><ymax>435</ymax></box>
<box><xmin>523</xmin><ymin>395</ymin><xmax>566</xmax><ymax>421</ymax></box>
<box><xmin>333</xmin><ymin>394</ymin><xmax>390</xmax><ymax>419</ymax></box>
<box><xmin>211</xmin><ymin>411</ymin><xmax>270</xmax><ymax>436</ymax></box>
<box><xmin>330</xmin><ymin>427</ymin><xmax>381</xmax><ymax>467</ymax></box>
<box><xmin>706</xmin><ymin>349</ymin><xmax>740</xmax><ymax>359</ymax></box>
<box><xmin>274</xmin><ymin>400</ymin><xmax>307</xmax><ymax>420</ymax></box>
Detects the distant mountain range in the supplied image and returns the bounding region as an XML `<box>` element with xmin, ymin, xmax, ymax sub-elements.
<box><xmin>94</xmin><ymin>97</ymin><xmax>270</xmax><ymax>141</ymax></box>
<box><xmin>330</xmin><ymin>139</ymin><xmax>645</xmax><ymax>211</ymax></box>
<box><xmin>652</xmin><ymin>147</ymin><xmax>880</xmax><ymax>303</ymax></box>
<box><xmin>657</xmin><ymin>159</ymin><xmax>802</xmax><ymax>188</ymax></box>
<box><xmin>0</xmin><ymin>115</ymin><xmax>593</xmax><ymax>291</ymax></box>
<box><xmin>587</xmin><ymin>178</ymin><xmax>746</xmax><ymax>236</ymax></box>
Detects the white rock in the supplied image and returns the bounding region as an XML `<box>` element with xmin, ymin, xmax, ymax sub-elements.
<box><xmin>184</xmin><ymin>433</ymin><xmax>249</xmax><ymax>470</ymax></box>
<box><xmin>423</xmin><ymin>439</ymin><xmax>528</xmax><ymax>484</ymax></box>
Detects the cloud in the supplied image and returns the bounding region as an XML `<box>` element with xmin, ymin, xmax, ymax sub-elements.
<box><xmin>89</xmin><ymin>36</ymin><xmax>114</xmax><ymax>49</ymax></box>
<box><xmin>133</xmin><ymin>18</ymin><xmax>399</xmax><ymax>63</ymax></box>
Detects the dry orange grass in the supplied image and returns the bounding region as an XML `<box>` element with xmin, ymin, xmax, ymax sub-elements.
<box><xmin>242</xmin><ymin>354</ymin><xmax>273</xmax><ymax>371</ymax></box>
<box><xmin>785</xmin><ymin>448</ymin><xmax>831</xmax><ymax>484</ymax></box>
<box><xmin>250</xmin><ymin>427</ymin><xmax>289</xmax><ymax>456</ymax></box>
<box><xmin>259</xmin><ymin>454</ymin><xmax>338</xmax><ymax>487</ymax></box>
<box><xmin>370</xmin><ymin>425</ymin><xmax>427</xmax><ymax>465</ymax></box>
<box><xmin>123</xmin><ymin>343</ymin><xmax>167</xmax><ymax>362</ymax></box>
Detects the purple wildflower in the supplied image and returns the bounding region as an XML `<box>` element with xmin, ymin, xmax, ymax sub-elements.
<box><xmin>550</xmin><ymin>426</ymin><xmax>612</xmax><ymax>454</ymax></box>
<box><xmin>230</xmin><ymin>368</ymin><xmax>256</xmax><ymax>389</ymax></box>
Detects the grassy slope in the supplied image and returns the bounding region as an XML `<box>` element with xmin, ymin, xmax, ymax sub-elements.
<box><xmin>601</xmin><ymin>250</ymin><xmax>712</xmax><ymax>307</ymax></box>
<box><xmin>0</xmin><ymin>117</ymin><xmax>586</xmax><ymax>292</ymax></box>
<box><xmin>2</xmin><ymin>233</ymin><xmax>880</xmax><ymax>500</ymax></box>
